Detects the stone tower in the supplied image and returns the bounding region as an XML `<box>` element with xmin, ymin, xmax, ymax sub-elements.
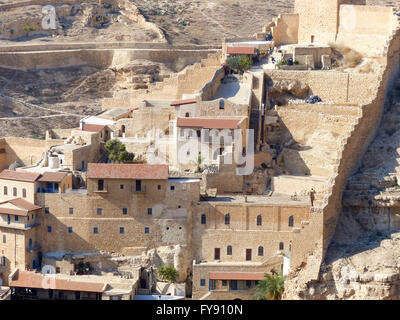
<box><xmin>294</xmin><ymin>0</ymin><xmax>366</xmax><ymax>44</ymax></box>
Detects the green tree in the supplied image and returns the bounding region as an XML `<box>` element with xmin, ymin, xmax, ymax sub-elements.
<box><xmin>253</xmin><ymin>272</ymin><xmax>286</xmax><ymax>300</ymax></box>
<box><xmin>104</xmin><ymin>139</ymin><xmax>134</xmax><ymax>163</ymax></box>
<box><xmin>238</xmin><ymin>55</ymin><xmax>253</xmax><ymax>72</ymax></box>
<box><xmin>226</xmin><ymin>55</ymin><xmax>253</xmax><ymax>74</ymax></box>
<box><xmin>157</xmin><ymin>265</ymin><xmax>178</xmax><ymax>283</ymax></box>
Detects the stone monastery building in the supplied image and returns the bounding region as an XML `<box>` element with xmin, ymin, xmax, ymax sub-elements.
<box><xmin>0</xmin><ymin>0</ymin><xmax>399</xmax><ymax>300</ymax></box>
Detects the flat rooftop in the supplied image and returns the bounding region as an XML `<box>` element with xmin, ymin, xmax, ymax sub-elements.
<box><xmin>200</xmin><ymin>193</ymin><xmax>310</xmax><ymax>206</ymax></box>
<box><xmin>214</xmin><ymin>82</ymin><xmax>251</xmax><ymax>105</ymax></box>
<box><xmin>98</xmin><ymin>108</ymin><xmax>130</xmax><ymax>120</ymax></box>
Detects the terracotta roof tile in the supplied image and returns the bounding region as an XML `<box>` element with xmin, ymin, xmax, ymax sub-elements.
<box><xmin>209</xmin><ymin>272</ymin><xmax>266</xmax><ymax>281</ymax></box>
<box><xmin>87</xmin><ymin>163</ymin><xmax>168</xmax><ymax>180</ymax></box>
<box><xmin>0</xmin><ymin>170</ymin><xmax>41</xmax><ymax>182</ymax></box>
<box><xmin>82</xmin><ymin>123</ymin><xmax>105</xmax><ymax>132</ymax></box>
<box><xmin>170</xmin><ymin>99</ymin><xmax>197</xmax><ymax>106</ymax></box>
<box><xmin>38</xmin><ymin>172</ymin><xmax>67</xmax><ymax>183</ymax></box>
<box><xmin>10</xmin><ymin>270</ymin><xmax>105</xmax><ymax>293</ymax></box>
<box><xmin>177</xmin><ymin>117</ymin><xmax>241</xmax><ymax>129</ymax></box>
<box><xmin>0</xmin><ymin>198</ymin><xmax>41</xmax><ymax>216</ymax></box>
<box><xmin>227</xmin><ymin>46</ymin><xmax>256</xmax><ymax>55</ymax></box>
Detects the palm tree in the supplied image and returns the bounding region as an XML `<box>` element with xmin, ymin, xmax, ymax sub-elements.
<box><xmin>253</xmin><ymin>272</ymin><xmax>286</xmax><ymax>300</ymax></box>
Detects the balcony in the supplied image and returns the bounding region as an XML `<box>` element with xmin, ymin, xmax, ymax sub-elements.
<box><xmin>93</xmin><ymin>185</ymin><xmax>109</xmax><ymax>193</ymax></box>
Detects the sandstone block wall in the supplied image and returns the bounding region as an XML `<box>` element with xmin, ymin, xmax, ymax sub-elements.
<box><xmin>288</xmin><ymin>21</ymin><xmax>400</xmax><ymax>282</ymax></box>
<box><xmin>265</xmin><ymin>70</ymin><xmax>378</xmax><ymax>105</ymax></box>
<box><xmin>336</xmin><ymin>5</ymin><xmax>396</xmax><ymax>56</ymax></box>
<box><xmin>271</xmin><ymin>14</ymin><xmax>299</xmax><ymax>46</ymax></box>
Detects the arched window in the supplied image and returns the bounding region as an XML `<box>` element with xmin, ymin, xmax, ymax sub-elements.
<box><xmin>201</xmin><ymin>214</ymin><xmax>206</xmax><ymax>225</ymax></box>
<box><xmin>227</xmin><ymin>245</ymin><xmax>232</xmax><ymax>255</ymax></box>
<box><xmin>121</xmin><ymin>125</ymin><xmax>126</xmax><ymax>133</ymax></box>
<box><xmin>22</xmin><ymin>188</ymin><xmax>26</xmax><ymax>198</ymax></box>
<box><xmin>279</xmin><ymin>242</ymin><xmax>284</xmax><ymax>250</ymax></box>
<box><xmin>219</xmin><ymin>99</ymin><xmax>225</xmax><ymax>109</ymax></box>
<box><xmin>13</xmin><ymin>187</ymin><xmax>17</xmax><ymax>197</ymax></box>
<box><xmin>258</xmin><ymin>246</ymin><xmax>264</xmax><ymax>256</ymax></box>
<box><xmin>224</xmin><ymin>214</ymin><xmax>230</xmax><ymax>225</ymax></box>
<box><xmin>256</xmin><ymin>215</ymin><xmax>262</xmax><ymax>226</ymax></box>
<box><xmin>185</xmin><ymin>112</ymin><xmax>190</xmax><ymax>117</ymax></box>
<box><xmin>3</xmin><ymin>186</ymin><xmax>7</xmax><ymax>195</ymax></box>
<box><xmin>288</xmin><ymin>216</ymin><xmax>294</xmax><ymax>227</ymax></box>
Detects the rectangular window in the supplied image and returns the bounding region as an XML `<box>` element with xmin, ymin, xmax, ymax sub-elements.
<box><xmin>45</xmin><ymin>207</ymin><xmax>50</xmax><ymax>214</ymax></box>
<box><xmin>230</xmin><ymin>280</ymin><xmax>238</xmax><ymax>291</ymax></box>
<box><xmin>120</xmin><ymin>184</ymin><xmax>124</xmax><ymax>190</ymax></box>
<box><xmin>98</xmin><ymin>179</ymin><xmax>104</xmax><ymax>191</ymax></box>
<box><xmin>3</xmin><ymin>186</ymin><xmax>7</xmax><ymax>195</ymax></box>
<box><xmin>47</xmin><ymin>226</ymin><xmax>52</xmax><ymax>233</ymax></box>
<box><xmin>68</xmin><ymin>227</ymin><xmax>73</xmax><ymax>234</ymax></box>
<box><xmin>14</xmin><ymin>216</ymin><xmax>18</xmax><ymax>222</ymax></box>
<box><xmin>122</xmin><ymin>208</ymin><xmax>127</xmax><ymax>215</ymax></box>
<box><xmin>22</xmin><ymin>189</ymin><xmax>26</xmax><ymax>198</ymax></box>
<box><xmin>170</xmin><ymin>186</ymin><xmax>175</xmax><ymax>191</ymax></box>
<box><xmin>69</xmin><ymin>208</ymin><xmax>73</xmax><ymax>215</ymax></box>
<box><xmin>246</xmin><ymin>249</ymin><xmax>252</xmax><ymax>261</ymax></box>
<box><xmin>1</xmin><ymin>256</ymin><xmax>5</xmax><ymax>266</ymax></box>
<box><xmin>2</xmin><ymin>235</ymin><xmax>6</xmax><ymax>244</ymax></box>
<box><xmin>120</xmin><ymin>227</ymin><xmax>124</xmax><ymax>234</ymax></box>
<box><xmin>147</xmin><ymin>208</ymin><xmax>152</xmax><ymax>215</ymax></box>
<box><xmin>13</xmin><ymin>188</ymin><xmax>17</xmax><ymax>197</ymax></box>
<box><xmin>246</xmin><ymin>280</ymin><xmax>252</xmax><ymax>288</ymax></box>
<box><xmin>136</xmin><ymin>180</ymin><xmax>142</xmax><ymax>192</ymax></box>
<box><xmin>214</xmin><ymin>248</ymin><xmax>220</xmax><ymax>260</ymax></box>
<box><xmin>97</xmin><ymin>208</ymin><xmax>102</xmax><ymax>216</ymax></box>
<box><xmin>200</xmin><ymin>279</ymin><xmax>206</xmax><ymax>286</ymax></box>
<box><xmin>93</xmin><ymin>227</ymin><xmax>98</xmax><ymax>234</ymax></box>
<box><xmin>144</xmin><ymin>227</ymin><xmax>150</xmax><ymax>234</ymax></box>
<box><xmin>157</xmin><ymin>185</ymin><xmax>161</xmax><ymax>190</ymax></box>
<box><xmin>222</xmin><ymin>280</ymin><xmax>227</xmax><ymax>286</ymax></box>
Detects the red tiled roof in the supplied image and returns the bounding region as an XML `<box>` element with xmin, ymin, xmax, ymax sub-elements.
<box><xmin>209</xmin><ymin>272</ymin><xmax>266</xmax><ymax>281</ymax></box>
<box><xmin>10</xmin><ymin>270</ymin><xmax>106</xmax><ymax>293</ymax></box>
<box><xmin>38</xmin><ymin>172</ymin><xmax>67</xmax><ymax>183</ymax></box>
<box><xmin>227</xmin><ymin>46</ymin><xmax>256</xmax><ymax>55</ymax></box>
<box><xmin>170</xmin><ymin>99</ymin><xmax>197</xmax><ymax>107</ymax></box>
<box><xmin>177</xmin><ymin>117</ymin><xmax>241</xmax><ymax>129</ymax></box>
<box><xmin>0</xmin><ymin>170</ymin><xmax>41</xmax><ymax>183</ymax></box>
<box><xmin>82</xmin><ymin>123</ymin><xmax>105</xmax><ymax>133</ymax></box>
<box><xmin>87</xmin><ymin>163</ymin><xmax>168</xmax><ymax>180</ymax></box>
<box><xmin>0</xmin><ymin>198</ymin><xmax>41</xmax><ymax>216</ymax></box>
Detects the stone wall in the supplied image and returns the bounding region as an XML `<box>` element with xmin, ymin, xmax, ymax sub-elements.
<box><xmin>0</xmin><ymin>47</ymin><xmax>220</xmax><ymax>71</ymax></box>
<box><xmin>192</xmin><ymin>201</ymin><xmax>309</xmax><ymax>263</ymax></box>
<box><xmin>0</xmin><ymin>137</ymin><xmax>60</xmax><ymax>170</ymax></box>
<box><xmin>271</xmin><ymin>14</ymin><xmax>299</xmax><ymax>46</ymax></box>
<box><xmin>336</xmin><ymin>5</ymin><xmax>396</xmax><ymax>56</ymax></box>
<box><xmin>102</xmin><ymin>51</ymin><xmax>223</xmax><ymax>109</ymax></box>
<box><xmin>265</xmin><ymin>70</ymin><xmax>378</xmax><ymax>105</ymax></box>
<box><xmin>287</xmin><ymin>20</ymin><xmax>400</xmax><ymax>288</ymax></box>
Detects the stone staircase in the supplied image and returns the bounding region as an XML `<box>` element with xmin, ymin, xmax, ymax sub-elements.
<box><xmin>103</xmin><ymin>51</ymin><xmax>223</xmax><ymax>108</ymax></box>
